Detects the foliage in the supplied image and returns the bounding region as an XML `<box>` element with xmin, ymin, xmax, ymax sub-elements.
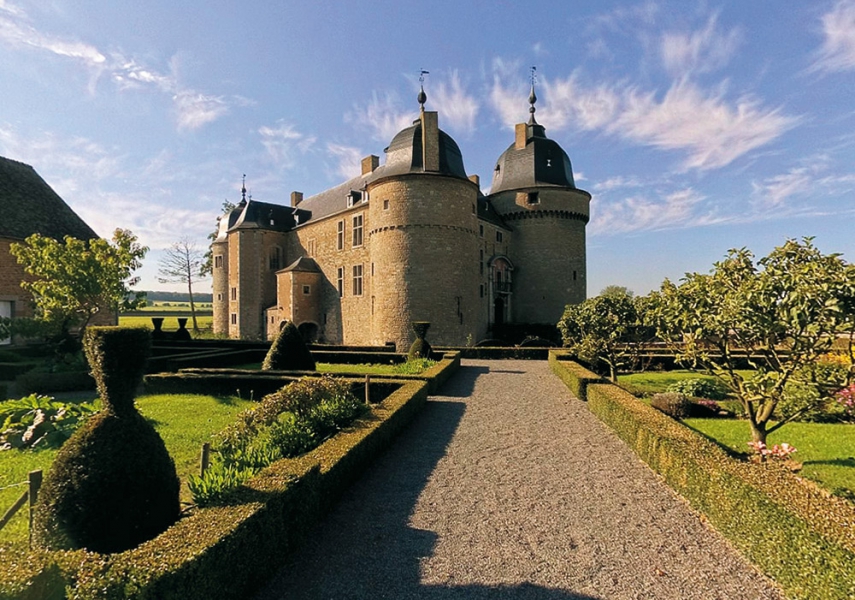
<box><xmin>558</xmin><ymin>289</ymin><xmax>641</xmax><ymax>382</ymax></box>
<box><xmin>394</xmin><ymin>358</ymin><xmax>437</xmax><ymax>375</ymax></box>
<box><xmin>157</xmin><ymin>239</ymin><xmax>208</xmax><ymax>332</ymax></box>
<box><xmin>189</xmin><ymin>376</ymin><xmax>364</xmax><ymax>506</ymax></box>
<box><xmin>649</xmin><ymin>238</ymin><xmax>855</xmax><ymax>443</ymax></box>
<box><xmin>262</xmin><ymin>320</ymin><xmax>316</xmax><ymax>371</ymax></box>
<box><xmin>600</xmin><ymin>285</ymin><xmax>634</xmax><ymax>298</ymax></box>
<box><xmin>0</xmin><ymin>394</ymin><xmax>98</xmax><ymax>450</ymax></box>
<box><xmin>650</xmin><ymin>392</ymin><xmax>692</xmax><ymax>419</ymax></box>
<box><xmin>9</xmin><ymin>229</ymin><xmax>148</xmax><ymax>340</ymax></box>
<box><xmin>667</xmin><ymin>377</ymin><xmax>729</xmax><ymax>400</ymax></box>
<box><xmin>201</xmin><ymin>199</ymin><xmax>237</xmax><ymax>277</ymax></box>
<box><xmin>408</xmin><ymin>322</ymin><xmax>432</xmax><ymax>360</ymax></box>
<box><xmin>33</xmin><ymin>327</ymin><xmax>180</xmax><ymax>553</ymax></box>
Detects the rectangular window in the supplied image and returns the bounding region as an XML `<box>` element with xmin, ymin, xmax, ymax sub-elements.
<box><xmin>337</xmin><ymin>267</ymin><xmax>344</xmax><ymax>297</ymax></box>
<box><xmin>352</xmin><ymin>264</ymin><xmax>363</xmax><ymax>296</ymax></box>
<box><xmin>527</xmin><ymin>192</ymin><xmax>540</xmax><ymax>205</ymax></box>
<box><xmin>371</xmin><ymin>262</ymin><xmax>375</xmax><ymax>276</ymax></box>
<box><xmin>230</xmin><ymin>313</ymin><xmax>237</xmax><ymax>325</ymax></box>
<box><xmin>216</xmin><ymin>293</ymin><xmax>223</xmax><ymax>301</ymax></box>
<box><xmin>337</xmin><ymin>220</ymin><xmax>344</xmax><ymax>250</ymax></box>
<box><xmin>269</xmin><ymin>246</ymin><xmax>281</xmax><ymax>270</ymax></box>
<box><xmin>303</xmin><ymin>285</ymin><xmax>311</xmax><ymax>295</ymax></box>
<box><xmin>214</xmin><ymin>255</ymin><xmax>223</xmax><ymax>268</ymax></box>
<box><xmin>496</xmin><ymin>231</ymin><xmax>503</xmax><ymax>243</ymax></box>
<box><xmin>479</xmin><ymin>224</ymin><xmax>484</xmax><ymax>237</ymax></box>
<box><xmin>307</xmin><ymin>239</ymin><xmax>316</xmax><ymax>256</ymax></box>
<box><xmin>480</xmin><ymin>249</ymin><xmax>484</xmax><ymax>275</ymax></box>
<box><xmin>383</xmin><ymin>199</ymin><xmax>390</xmax><ymax>210</ymax></box>
<box><xmin>230</xmin><ymin>287</ymin><xmax>237</xmax><ymax>301</ymax></box>
<box><xmin>480</xmin><ymin>284</ymin><xmax>484</xmax><ymax>298</ymax></box>
<box><xmin>352</xmin><ymin>213</ymin><xmax>363</xmax><ymax>247</ymax></box>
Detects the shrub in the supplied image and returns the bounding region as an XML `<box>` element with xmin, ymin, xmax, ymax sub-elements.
<box><xmin>262</xmin><ymin>320</ymin><xmax>315</xmax><ymax>371</ymax></box>
<box><xmin>0</xmin><ymin>394</ymin><xmax>98</xmax><ymax>450</ymax></box>
<box><xmin>408</xmin><ymin>321</ymin><xmax>432</xmax><ymax>360</ymax></box>
<box><xmin>667</xmin><ymin>377</ymin><xmax>728</xmax><ymax>400</ymax></box>
<box><xmin>650</xmin><ymin>392</ymin><xmax>692</xmax><ymax>419</ymax></box>
<box><xmin>32</xmin><ymin>327</ymin><xmax>180</xmax><ymax>553</ymax></box>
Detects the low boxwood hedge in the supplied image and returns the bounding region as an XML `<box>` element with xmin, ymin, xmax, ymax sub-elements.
<box><xmin>559</xmin><ymin>364</ymin><xmax>855</xmax><ymax>600</ymax></box>
<box><xmin>548</xmin><ymin>351</ymin><xmax>603</xmax><ymax>401</ymax></box>
<box><xmin>1</xmin><ymin>378</ymin><xmax>430</xmax><ymax>599</ymax></box>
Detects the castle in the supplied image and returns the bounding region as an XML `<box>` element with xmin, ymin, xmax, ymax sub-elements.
<box><xmin>212</xmin><ymin>87</ymin><xmax>591</xmax><ymax>349</ymax></box>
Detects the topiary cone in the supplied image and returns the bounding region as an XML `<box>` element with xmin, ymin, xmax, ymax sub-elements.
<box><xmin>32</xmin><ymin>327</ymin><xmax>180</xmax><ymax>553</ymax></box>
<box><xmin>408</xmin><ymin>321</ymin><xmax>432</xmax><ymax>360</ymax></box>
<box><xmin>262</xmin><ymin>320</ymin><xmax>316</xmax><ymax>371</ymax></box>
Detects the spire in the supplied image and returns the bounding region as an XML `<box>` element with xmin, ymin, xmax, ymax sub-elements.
<box><xmin>528</xmin><ymin>66</ymin><xmax>538</xmax><ymax>125</ymax></box>
<box><xmin>239</xmin><ymin>174</ymin><xmax>247</xmax><ymax>205</ymax></box>
<box><xmin>418</xmin><ymin>69</ymin><xmax>429</xmax><ymax>112</ymax></box>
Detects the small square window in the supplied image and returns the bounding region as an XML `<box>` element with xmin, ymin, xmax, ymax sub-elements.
<box><xmin>303</xmin><ymin>285</ymin><xmax>311</xmax><ymax>295</ymax></box>
<box><xmin>383</xmin><ymin>199</ymin><xmax>390</xmax><ymax>210</ymax></box>
<box><xmin>214</xmin><ymin>255</ymin><xmax>223</xmax><ymax>268</ymax></box>
<box><xmin>496</xmin><ymin>231</ymin><xmax>503</xmax><ymax>243</ymax></box>
<box><xmin>527</xmin><ymin>192</ymin><xmax>539</xmax><ymax>205</ymax></box>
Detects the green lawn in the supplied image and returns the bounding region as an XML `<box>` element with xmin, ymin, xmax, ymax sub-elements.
<box><xmin>618</xmin><ymin>369</ymin><xmax>751</xmax><ymax>397</ymax></box>
<box><xmin>138</xmin><ymin>301</ymin><xmax>213</xmax><ymax>311</ymax></box>
<box><xmin>0</xmin><ymin>393</ymin><xmax>253</xmax><ymax>549</ymax></box>
<box><xmin>685</xmin><ymin>418</ymin><xmax>855</xmax><ymax>499</ymax></box>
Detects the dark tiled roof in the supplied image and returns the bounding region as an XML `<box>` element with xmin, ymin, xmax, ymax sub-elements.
<box><xmin>383</xmin><ymin>121</ymin><xmax>467</xmax><ymax>179</ymax></box>
<box><xmin>0</xmin><ymin>156</ymin><xmax>98</xmax><ymax>241</ymax></box>
<box><xmin>478</xmin><ymin>196</ymin><xmax>510</xmax><ymax>230</ymax></box>
<box><xmin>226</xmin><ymin>199</ymin><xmax>311</xmax><ymax>233</ymax></box>
<box><xmin>490</xmin><ymin>122</ymin><xmax>577</xmax><ymax>194</ymax></box>
<box><xmin>280</xmin><ymin>256</ymin><xmax>321</xmax><ymax>273</ymax></box>
<box><xmin>295</xmin><ymin>175</ymin><xmax>370</xmax><ymax>224</ymax></box>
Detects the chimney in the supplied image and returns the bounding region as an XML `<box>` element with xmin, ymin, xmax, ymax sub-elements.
<box><xmin>361</xmin><ymin>154</ymin><xmax>379</xmax><ymax>175</ymax></box>
<box><xmin>421</xmin><ymin>111</ymin><xmax>440</xmax><ymax>172</ymax></box>
<box><xmin>291</xmin><ymin>191</ymin><xmax>303</xmax><ymax>207</ymax></box>
<box><xmin>469</xmin><ymin>174</ymin><xmax>480</xmax><ymax>187</ymax></box>
<box><xmin>515</xmin><ymin>123</ymin><xmax>528</xmax><ymax>150</ymax></box>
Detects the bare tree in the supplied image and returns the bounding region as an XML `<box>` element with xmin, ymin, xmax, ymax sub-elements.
<box><xmin>157</xmin><ymin>239</ymin><xmax>207</xmax><ymax>332</ymax></box>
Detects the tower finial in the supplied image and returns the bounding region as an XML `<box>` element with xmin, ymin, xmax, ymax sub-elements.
<box><xmin>241</xmin><ymin>174</ymin><xmax>247</xmax><ymax>204</ymax></box>
<box><xmin>418</xmin><ymin>69</ymin><xmax>429</xmax><ymax>110</ymax></box>
<box><xmin>528</xmin><ymin>66</ymin><xmax>538</xmax><ymax>124</ymax></box>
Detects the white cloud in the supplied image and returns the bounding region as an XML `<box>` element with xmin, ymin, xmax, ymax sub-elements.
<box><xmin>491</xmin><ymin>69</ymin><xmax>798</xmax><ymax>171</ymax></box>
<box><xmin>0</xmin><ymin>12</ymin><xmax>105</xmax><ymax>65</ymax></box>
<box><xmin>258</xmin><ymin>121</ymin><xmax>316</xmax><ymax>169</ymax></box>
<box><xmin>592</xmin><ymin>175</ymin><xmax>645</xmax><ymax>192</ymax></box>
<box><xmin>430</xmin><ymin>70</ymin><xmax>479</xmax><ymax>136</ymax></box>
<box><xmin>660</xmin><ymin>14</ymin><xmax>742</xmax><ymax>77</ymax></box>
<box><xmin>0</xmin><ymin>1</ymin><xmax>25</xmax><ymax>17</ymax></box>
<box><xmin>751</xmin><ymin>168</ymin><xmax>814</xmax><ymax>208</ymax></box>
<box><xmin>810</xmin><ymin>0</ymin><xmax>855</xmax><ymax>73</ymax></box>
<box><xmin>346</xmin><ymin>91</ymin><xmax>415</xmax><ymax>144</ymax></box>
<box><xmin>326</xmin><ymin>143</ymin><xmax>363</xmax><ymax>181</ymax></box>
<box><xmin>590</xmin><ymin>188</ymin><xmax>722</xmax><ymax>235</ymax></box>
<box><xmin>173</xmin><ymin>91</ymin><xmax>229</xmax><ymax>131</ymax></box>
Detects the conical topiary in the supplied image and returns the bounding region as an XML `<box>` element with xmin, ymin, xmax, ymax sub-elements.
<box><xmin>262</xmin><ymin>320</ymin><xmax>316</xmax><ymax>371</ymax></box>
<box><xmin>407</xmin><ymin>321</ymin><xmax>432</xmax><ymax>360</ymax></box>
<box><xmin>32</xmin><ymin>327</ymin><xmax>180</xmax><ymax>553</ymax></box>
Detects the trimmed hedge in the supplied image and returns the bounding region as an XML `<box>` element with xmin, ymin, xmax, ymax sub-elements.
<box><xmin>573</xmin><ymin>371</ymin><xmax>855</xmax><ymax>600</ymax></box>
<box><xmin>2</xmin><ymin>378</ymin><xmax>430</xmax><ymax>599</ymax></box>
<box><xmin>548</xmin><ymin>351</ymin><xmax>603</xmax><ymax>401</ymax></box>
<box><xmin>0</xmin><ymin>360</ymin><xmax>39</xmax><ymax>380</ymax></box>
<box><xmin>15</xmin><ymin>371</ymin><xmax>95</xmax><ymax>395</ymax></box>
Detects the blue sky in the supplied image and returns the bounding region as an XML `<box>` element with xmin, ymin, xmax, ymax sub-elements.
<box><xmin>1</xmin><ymin>1</ymin><xmax>853</xmax><ymax>297</ymax></box>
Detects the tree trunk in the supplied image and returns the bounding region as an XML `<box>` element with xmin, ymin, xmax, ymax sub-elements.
<box><xmin>187</xmin><ymin>282</ymin><xmax>199</xmax><ymax>332</ymax></box>
<box><xmin>609</xmin><ymin>363</ymin><xmax>617</xmax><ymax>383</ymax></box>
<box><xmin>749</xmin><ymin>421</ymin><xmax>768</xmax><ymax>445</ymax></box>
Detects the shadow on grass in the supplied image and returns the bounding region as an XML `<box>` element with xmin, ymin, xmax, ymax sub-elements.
<box><xmin>803</xmin><ymin>457</ymin><xmax>855</xmax><ymax>468</ymax></box>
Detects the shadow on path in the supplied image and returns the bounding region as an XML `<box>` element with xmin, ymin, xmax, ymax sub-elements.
<box><xmin>255</xmin><ymin>365</ymin><xmax>602</xmax><ymax>599</ymax></box>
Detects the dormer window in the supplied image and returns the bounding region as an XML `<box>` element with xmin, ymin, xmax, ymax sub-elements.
<box><xmin>347</xmin><ymin>190</ymin><xmax>362</xmax><ymax>207</ymax></box>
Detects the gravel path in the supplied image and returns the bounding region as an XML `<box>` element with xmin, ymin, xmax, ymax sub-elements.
<box><xmin>255</xmin><ymin>360</ymin><xmax>785</xmax><ymax>600</ymax></box>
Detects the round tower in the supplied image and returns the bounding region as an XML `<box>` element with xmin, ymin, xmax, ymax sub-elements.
<box><xmin>487</xmin><ymin>87</ymin><xmax>591</xmax><ymax>325</ymax></box>
<box><xmin>368</xmin><ymin>90</ymin><xmax>480</xmax><ymax>350</ymax></box>
<box><xmin>211</xmin><ymin>201</ymin><xmax>242</xmax><ymax>336</ymax></box>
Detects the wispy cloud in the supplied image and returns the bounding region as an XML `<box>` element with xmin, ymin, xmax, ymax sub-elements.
<box><xmin>345</xmin><ymin>91</ymin><xmax>415</xmax><ymax>144</ymax></box>
<box><xmin>490</xmin><ymin>69</ymin><xmax>798</xmax><ymax>171</ymax></box>
<box><xmin>660</xmin><ymin>14</ymin><xmax>742</xmax><ymax>77</ymax></box>
<box><xmin>0</xmin><ymin>10</ymin><xmax>241</xmax><ymax>130</ymax></box>
<box><xmin>590</xmin><ymin>188</ymin><xmax>723</xmax><ymax>235</ymax></box>
<box><xmin>430</xmin><ymin>70</ymin><xmax>479</xmax><ymax>136</ymax></box>
<box><xmin>810</xmin><ymin>0</ymin><xmax>855</xmax><ymax>73</ymax></box>
<box><xmin>751</xmin><ymin>156</ymin><xmax>855</xmax><ymax>210</ymax></box>
<box><xmin>258</xmin><ymin>121</ymin><xmax>316</xmax><ymax>169</ymax></box>
<box><xmin>751</xmin><ymin>167</ymin><xmax>814</xmax><ymax>208</ymax></box>
<box><xmin>326</xmin><ymin>143</ymin><xmax>363</xmax><ymax>180</ymax></box>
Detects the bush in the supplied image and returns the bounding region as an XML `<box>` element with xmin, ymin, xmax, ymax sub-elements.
<box><xmin>32</xmin><ymin>327</ymin><xmax>180</xmax><ymax>553</ymax></box>
<box><xmin>0</xmin><ymin>394</ymin><xmax>98</xmax><ymax>450</ymax></box>
<box><xmin>650</xmin><ymin>392</ymin><xmax>692</xmax><ymax>419</ymax></box>
<box><xmin>667</xmin><ymin>377</ymin><xmax>728</xmax><ymax>400</ymax></box>
<box><xmin>262</xmin><ymin>321</ymin><xmax>315</xmax><ymax>371</ymax></box>
<box><xmin>408</xmin><ymin>321</ymin><xmax>432</xmax><ymax>360</ymax></box>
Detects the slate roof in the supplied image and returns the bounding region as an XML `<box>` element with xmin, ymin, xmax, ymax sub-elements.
<box><xmin>0</xmin><ymin>156</ymin><xmax>98</xmax><ymax>241</ymax></box>
<box><xmin>489</xmin><ymin>122</ymin><xmax>578</xmax><ymax>194</ymax></box>
<box><xmin>279</xmin><ymin>256</ymin><xmax>321</xmax><ymax>273</ymax></box>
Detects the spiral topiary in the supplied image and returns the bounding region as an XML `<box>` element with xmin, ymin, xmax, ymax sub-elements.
<box><xmin>32</xmin><ymin>327</ymin><xmax>180</xmax><ymax>553</ymax></box>
<box><xmin>262</xmin><ymin>320</ymin><xmax>316</xmax><ymax>371</ymax></box>
<box><xmin>407</xmin><ymin>321</ymin><xmax>432</xmax><ymax>361</ymax></box>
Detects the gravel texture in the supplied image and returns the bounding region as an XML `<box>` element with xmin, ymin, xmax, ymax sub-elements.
<box><xmin>255</xmin><ymin>360</ymin><xmax>785</xmax><ymax>600</ymax></box>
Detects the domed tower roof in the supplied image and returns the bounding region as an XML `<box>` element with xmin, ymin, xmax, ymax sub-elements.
<box><xmin>380</xmin><ymin>86</ymin><xmax>468</xmax><ymax>180</ymax></box>
<box><xmin>490</xmin><ymin>87</ymin><xmax>578</xmax><ymax>194</ymax></box>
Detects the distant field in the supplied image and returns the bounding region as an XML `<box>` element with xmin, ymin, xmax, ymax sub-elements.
<box><xmin>139</xmin><ymin>301</ymin><xmax>213</xmax><ymax>311</ymax></box>
<box><xmin>119</xmin><ymin>315</ymin><xmax>214</xmax><ymax>330</ymax></box>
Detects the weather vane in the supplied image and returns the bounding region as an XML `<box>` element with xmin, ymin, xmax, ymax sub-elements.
<box><xmin>418</xmin><ymin>69</ymin><xmax>430</xmax><ymax>109</ymax></box>
<box><xmin>419</xmin><ymin>69</ymin><xmax>430</xmax><ymax>84</ymax></box>
<box><xmin>530</xmin><ymin>66</ymin><xmax>537</xmax><ymax>87</ymax></box>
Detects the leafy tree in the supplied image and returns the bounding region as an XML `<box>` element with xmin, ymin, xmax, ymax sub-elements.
<box><xmin>10</xmin><ymin>229</ymin><xmax>148</xmax><ymax>341</ymax></box>
<box><xmin>600</xmin><ymin>285</ymin><xmax>634</xmax><ymax>299</ymax></box>
<box><xmin>650</xmin><ymin>238</ymin><xmax>855</xmax><ymax>444</ymax></box>
<box><xmin>558</xmin><ymin>289</ymin><xmax>640</xmax><ymax>382</ymax></box>
<box><xmin>157</xmin><ymin>239</ymin><xmax>207</xmax><ymax>332</ymax></box>
<box><xmin>201</xmin><ymin>200</ymin><xmax>237</xmax><ymax>277</ymax></box>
